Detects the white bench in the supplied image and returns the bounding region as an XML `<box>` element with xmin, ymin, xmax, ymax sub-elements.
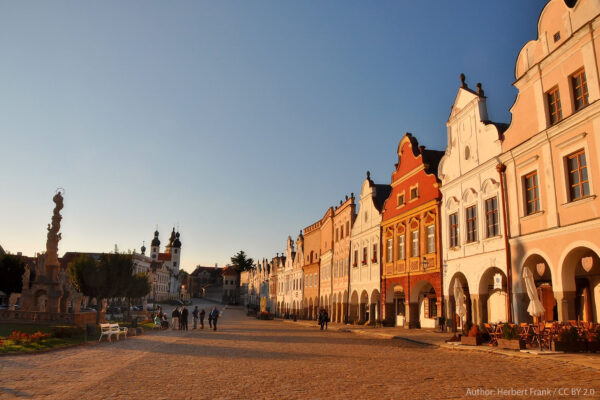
<box><xmin>99</xmin><ymin>323</ymin><xmax>128</xmax><ymax>342</ymax></box>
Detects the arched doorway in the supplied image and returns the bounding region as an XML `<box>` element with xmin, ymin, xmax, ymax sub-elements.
<box><xmin>359</xmin><ymin>290</ymin><xmax>369</xmax><ymax>323</ymax></box>
<box><xmin>350</xmin><ymin>291</ymin><xmax>359</xmax><ymax>323</ymax></box>
<box><xmin>411</xmin><ymin>280</ymin><xmax>438</xmax><ymax>329</ymax></box>
<box><xmin>478</xmin><ymin>267</ymin><xmax>508</xmax><ymax>323</ymax></box>
<box><xmin>385</xmin><ymin>284</ymin><xmax>405</xmax><ymax>326</ymax></box>
<box><xmin>370</xmin><ymin>289</ymin><xmax>380</xmax><ymax>323</ymax></box>
<box><xmin>523</xmin><ymin>254</ymin><xmax>556</xmax><ymax>322</ymax></box>
<box><xmin>560</xmin><ymin>246</ymin><xmax>600</xmax><ymax>323</ymax></box>
<box><xmin>448</xmin><ymin>272</ymin><xmax>471</xmax><ymax>330</ymax></box>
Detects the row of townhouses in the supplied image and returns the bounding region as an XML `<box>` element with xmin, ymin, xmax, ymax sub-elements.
<box><xmin>239</xmin><ymin>0</ymin><xmax>600</xmax><ymax>329</ymax></box>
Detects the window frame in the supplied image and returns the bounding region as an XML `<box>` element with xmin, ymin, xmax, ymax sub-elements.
<box><xmin>449</xmin><ymin>212</ymin><xmax>459</xmax><ymax>248</ymax></box>
<box><xmin>546</xmin><ymin>86</ymin><xmax>562</xmax><ymax>126</ymax></box>
<box><xmin>571</xmin><ymin>68</ymin><xmax>589</xmax><ymax>112</ymax></box>
<box><xmin>397</xmin><ymin>234</ymin><xmax>405</xmax><ymax>260</ymax></box>
<box><xmin>411</xmin><ymin>230</ymin><xmax>419</xmax><ymax>257</ymax></box>
<box><xmin>426</xmin><ymin>225</ymin><xmax>435</xmax><ymax>254</ymax></box>
<box><xmin>386</xmin><ymin>238</ymin><xmax>393</xmax><ymax>263</ymax></box>
<box><xmin>485</xmin><ymin>196</ymin><xmax>499</xmax><ymax>238</ymax></box>
<box><xmin>566</xmin><ymin>149</ymin><xmax>590</xmax><ymax>201</ymax></box>
<box><xmin>465</xmin><ymin>205</ymin><xmax>478</xmax><ymax>243</ymax></box>
<box><xmin>523</xmin><ymin>171</ymin><xmax>541</xmax><ymax>215</ymax></box>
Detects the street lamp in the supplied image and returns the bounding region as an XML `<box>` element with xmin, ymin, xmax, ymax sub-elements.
<box><xmin>422</xmin><ymin>256</ymin><xmax>428</xmax><ymax>272</ymax></box>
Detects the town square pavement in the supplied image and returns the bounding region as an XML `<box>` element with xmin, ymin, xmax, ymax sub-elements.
<box><xmin>1</xmin><ymin>307</ymin><xmax>599</xmax><ymax>400</ymax></box>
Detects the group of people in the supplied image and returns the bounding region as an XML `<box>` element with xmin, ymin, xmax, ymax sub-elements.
<box><xmin>318</xmin><ymin>308</ymin><xmax>330</xmax><ymax>330</ymax></box>
<box><xmin>168</xmin><ymin>305</ymin><xmax>221</xmax><ymax>331</ymax></box>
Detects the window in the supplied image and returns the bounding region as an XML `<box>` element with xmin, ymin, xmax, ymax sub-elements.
<box><xmin>372</xmin><ymin>243</ymin><xmax>377</xmax><ymax>262</ymax></box>
<box><xmin>553</xmin><ymin>31</ymin><xmax>560</xmax><ymax>42</ymax></box>
<box><xmin>353</xmin><ymin>250</ymin><xmax>358</xmax><ymax>267</ymax></box>
<box><xmin>449</xmin><ymin>213</ymin><xmax>459</xmax><ymax>248</ymax></box>
<box><xmin>386</xmin><ymin>238</ymin><xmax>393</xmax><ymax>262</ymax></box>
<box><xmin>465</xmin><ymin>206</ymin><xmax>477</xmax><ymax>243</ymax></box>
<box><xmin>547</xmin><ymin>86</ymin><xmax>562</xmax><ymax>125</ymax></box>
<box><xmin>411</xmin><ymin>231</ymin><xmax>419</xmax><ymax>257</ymax></box>
<box><xmin>567</xmin><ymin>150</ymin><xmax>590</xmax><ymax>201</ymax></box>
<box><xmin>426</xmin><ymin>225</ymin><xmax>435</xmax><ymax>254</ymax></box>
<box><xmin>428</xmin><ymin>297</ymin><xmax>437</xmax><ymax>318</ymax></box>
<box><xmin>397</xmin><ymin>234</ymin><xmax>405</xmax><ymax>260</ymax></box>
<box><xmin>485</xmin><ymin>197</ymin><xmax>499</xmax><ymax>237</ymax></box>
<box><xmin>410</xmin><ymin>187</ymin><xmax>418</xmax><ymax>200</ymax></box>
<box><xmin>340</xmin><ymin>227</ymin><xmax>344</xmax><ymax>239</ymax></box>
<box><xmin>346</xmin><ymin>222</ymin><xmax>350</xmax><ymax>236</ymax></box>
<box><xmin>362</xmin><ymin>247</ymin><xmax>367</xmax><ymax>264</ymax></box>
<box><xmin>335</xmin><ymin>229</ymin><xmax>339</xmax><ymax>242</ymax></box>
<box><xmin>572</xmin><ymin>69</ymin><xmax>589</xmax><ymax>111</ymax></box>
<box><xmin>524</xmin><ymin>171</ymin><xmax>540</xmax><ymax>215</ymax></box>
<box><xmin>398</xmin><ymin>194</ymin><xmax>405</xmax><ymax>206</ymax></box>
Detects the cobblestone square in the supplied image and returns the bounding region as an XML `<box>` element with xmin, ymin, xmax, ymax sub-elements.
<box><xmin>1</xmin><ymin>308</ymin><xmax>598</xmax><ymax>400</ymax></box>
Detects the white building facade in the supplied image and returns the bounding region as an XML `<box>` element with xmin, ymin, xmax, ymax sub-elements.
<box><xmin>349</xmin><ymin>172</ymin><xmax>390</xmax><ymax>323</ymax></box>
<box><xmin>438</xmin><ymin>76</ymin><xmax>509</xmax><ymax>327</ymax></box>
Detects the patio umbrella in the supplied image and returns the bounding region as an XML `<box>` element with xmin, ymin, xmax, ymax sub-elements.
<box><xmin>453</xmin><ymin>280</ymin><xmax>466</xmax><ymax>324</ymax></box>
<box><xmin>523</xmin><ymin>267</ymin><xmax>545</xmax><ymax>318</ymax></box>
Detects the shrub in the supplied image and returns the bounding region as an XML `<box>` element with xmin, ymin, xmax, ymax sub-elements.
<box><xmin>501</xmin><ymin>324</ymin><xmax>519</xmax><ymax>340</ymax></box>
<box><xmin>52</xmin><ymin>326</ymin><xmax>84</xmax><ymax>338</ymax></box>
<box><xmin>29</xmin><ymin>331</ymin><xmax>50</xmax><ymax>343</ymax></box>
<box><xmin>559</xmin><ymin>326</ymin><xmax>580</xmax><ymax>344</ymax></box>
<box><xmin>9</xmin><ymin>331</ymin><xmax>29</xmax><ymax>344</ymax></box>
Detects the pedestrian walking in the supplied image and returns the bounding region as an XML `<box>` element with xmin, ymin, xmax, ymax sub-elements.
<box><xmin>171</xmin><ymin>307</ymin><xmax>180</xmax><ymax>330</ymax></box>
<box><xmin>199</xmin><ymin>308</ymin><xmax>206</xmax><ymax>329</ymax></box>
<box><xmin>208</xmin><ymin>309</ymin><xmax>213</xmax><ymax>329</ymax></box>
<box><xmin>318</xmin><ymin>309</ymin><xmax>325</xmax><ymax>330</ymax></box>
<box><xmin>324</xmin><ymin>309</ymin><xmax>329</xmax><ymax>330</ymax></box>
<box><xmin>211</xmin><ymin>307</ymin><xmax>219</xmax><ymax>331</ymax></box>
<box><xmin>192</xmin><ymin>306</ymin><xmax>199</xmax><ymax>329</ymax></box>
<box><xmin>181</xmin><ymin>306</ymin><xmax>189</xmax><ymax>331</ymax></box>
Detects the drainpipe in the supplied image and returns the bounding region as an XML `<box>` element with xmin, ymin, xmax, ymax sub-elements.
<box><xmin>497</xmin><ymin>163</ymin><xmax>513</xmax><ymax>323</ymax></box>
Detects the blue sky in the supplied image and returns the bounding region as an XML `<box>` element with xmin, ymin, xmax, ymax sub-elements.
<box><xmin>0</xmin><ymin>1</ymin><xmax>546</xmax><ymax>271</ymax></box>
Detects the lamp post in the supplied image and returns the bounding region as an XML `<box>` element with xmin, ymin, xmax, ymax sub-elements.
<box><xmin>422</xmin><ymin>256</ymin><xmax>428</xmax><ymax>272</ymax></box>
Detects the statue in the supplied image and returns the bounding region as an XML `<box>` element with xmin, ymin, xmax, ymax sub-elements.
<box><xmin>9</xmin><ymin>293</ymin><xmax>21</xmax><ymax>310</ymax></box>
<box><xmin>45</xmin><ymin>190</ymin><xmax>64</xmax><ymax>268</ymax></box>
<box><xmin>22</xmin><ymin>265</ymin><xmax>30</xmax><ymax>290</ymax></box>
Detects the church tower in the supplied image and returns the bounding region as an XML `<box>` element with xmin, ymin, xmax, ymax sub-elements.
<box><xmin>150</xmin><ymin>230</ymin><xmax>160</xmax><ymax>259</ymax></box>
<box><xmin>171</xmin><ymin>231</ymin><xmax>182</xmax><ymax>272</ymax></box>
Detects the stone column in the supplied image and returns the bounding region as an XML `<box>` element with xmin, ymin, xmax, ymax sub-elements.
<box><xmin>555</xmin><ymin>291</ymin><xmax>576</xmax><ymax>322</ymax></box>
<box><xmin>470</xmin><ymin>295</ymin><xmax>482</xmax><ymax>326</ymax></box>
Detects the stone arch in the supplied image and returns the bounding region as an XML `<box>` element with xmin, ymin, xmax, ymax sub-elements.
<box><xmin>522</xmin><ymin>252</ymin><xmax>556</xmax><ymax>322</ymax></box>
<box><xmin>477</xmin><ymin>267</ymin><xmax>508</xmax><ymax>323</ymax></box>
<box><xmin>558</xmin><ymin>244</ymin><xmax>600</xmax><ymax>323</ymax></box>
<box><xmin>350</xmin><ymin>291</ymin><xmax>359</xmax><ymax>323</ymax></box>
<box><xmin>448</xmin><ymin>272</ymin><xmax>471</xmax><ymax>329</ymax></box>
<box><xmin>359</xmin><ymin>290</ymin><xmax>369</xmax><ymax>322</ymax></box>
<box><xmin>384</xmin><ymin>283</ymin><xmax>405</xmax><ymax>326</ymax></box>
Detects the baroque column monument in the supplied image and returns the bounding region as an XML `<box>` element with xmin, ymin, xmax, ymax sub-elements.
<box><xmin>21</xmin><ymin>190</ymin><xmax>75</xmax><ymax>313</ymax></box>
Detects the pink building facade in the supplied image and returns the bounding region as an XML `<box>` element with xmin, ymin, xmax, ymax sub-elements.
<box><xmin>500</xmin><ymin>0</ymin><xmax>600</xmax><ymax>323</ymax></box>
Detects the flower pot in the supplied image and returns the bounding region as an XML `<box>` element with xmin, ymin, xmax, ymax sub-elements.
<box><xmin>461</xmin><ymin>336</ymin><xmax>482</xmax><ymax>346</ymax></box>
<box><xmin>497</xmin><ymin>338</ymin><xmax>526</xmax><ymax>350</ymax></box>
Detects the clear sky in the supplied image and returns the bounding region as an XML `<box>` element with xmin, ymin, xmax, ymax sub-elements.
<box><xmin>1</xmin><ymin>0</ymin><xmax>547</xmax><ymax>272</ymax></box>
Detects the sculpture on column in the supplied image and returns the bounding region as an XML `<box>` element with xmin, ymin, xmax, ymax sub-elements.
<box><xmin>45</xmin><ymin>190</ymin><xmax>64</xmax><ymax>273</ymax></box>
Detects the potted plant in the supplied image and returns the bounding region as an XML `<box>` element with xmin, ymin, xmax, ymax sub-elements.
<box><xmin>461</xmin><ymin>324</ymin><xmax>483</xmax><ymax>345</ymax></box>
<box><xmin>497</xmin><ymin>324</ymin><xmax>526</xmax><ymax>350</ymax></box>
<box><xmin>552</xmin><ymin>326</ymin><xmax>586</xmax><ymax>352</ymax></box>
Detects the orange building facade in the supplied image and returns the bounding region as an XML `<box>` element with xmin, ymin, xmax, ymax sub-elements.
<box><xmin>319</xmin><ymin>207</ymin><xmax>334</xmax><ymax>317</ymax></box>
<box><xmin>302</xmin><ymin>219</ymin><xmax>322</xmax><ymax>320</ymax></box>
<box><xmin>332</xmin><ymin>196</ymin><xmax>356</xmax><ymax>323</ymax></box>
<box><xmin>381</xmin><ymin>134</ymin><xmax>444</xmax><ymax>328</ymax></box>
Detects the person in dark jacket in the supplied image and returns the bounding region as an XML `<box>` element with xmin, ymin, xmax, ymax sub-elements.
<box><xmin>180</xmin><ymin>306</ymin><xmax>189</xmax><ymax>331</ymax></box>
<box><xmin>192</xmin><ymin>306</ymin><xmax>199</xmax><ymax>329</ymax></box>
<box><xmin>211</xmin><ymin>307</ymin><xmax>219</xmax><ymax>331</ymax></box>
<box><xmin>208</xmin><ymin>308</ymin><xmax>213</xmax><ymax>328</ymax></box>
<box><xmin>171</xmin><ymin>307</ymin><xmax>180</xmax><ymax>330</ymax></box>
<box><xmin>199</xmin><ymin>308</ymin><xmax>206</xmax><ymax>329</ymax></box>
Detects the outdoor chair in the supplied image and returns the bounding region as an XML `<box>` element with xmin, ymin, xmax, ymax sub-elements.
<box><xmin>483</xmin><ymin>323</ymin><xmax>497</xmax><ymax>346</ymax></box>
<box><xmin>519</xmin><ymin>322</ymin><xmax>532</xmax><ymax>345</ymax></box>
